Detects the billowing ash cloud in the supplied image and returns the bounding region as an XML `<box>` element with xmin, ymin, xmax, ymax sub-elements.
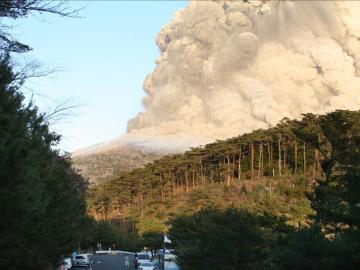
<box><xmin>127</xmin><ymin>0</ymin><xmax>360</xmax><ymax>150</ymax></box>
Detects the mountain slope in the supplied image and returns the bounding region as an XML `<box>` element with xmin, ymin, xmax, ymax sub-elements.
<box><xmin>86</xmin><ymin>110</ymin><xmax>360</xmax><ymax>229</ymax></box>
<box><xmin>72</xmin><ymin>145</ymin><xmax>164</xmax><ymax>184</ymax></box>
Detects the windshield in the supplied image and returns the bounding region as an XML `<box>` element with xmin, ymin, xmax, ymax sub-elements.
<box><xmin>138</xmin><ymin>254</ymin><xmax>150</xmax><ymax>260</ymax></box>
<box><xmin>75</xmin><ymin>256</ymin><xmax>84</xmax><ymax>259</ymax></box>
<box><xmin>141</xmin><ymin>262</ymin><xmax>153</xmax><ymax>266</ymax></box>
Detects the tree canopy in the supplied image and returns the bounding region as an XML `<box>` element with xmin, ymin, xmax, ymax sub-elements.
<box><xmin>88</xmin><ymin>109</ymin><xmax>360</xmax><ymax>269</ymax></box>
<box><xmin>0</xmin><ymin>55</ymin><xmax>90</xmax><ymax>269</ymax></box>
<box><xmin>0</xmin><ymin>0</ymin><xmax>79</xmax><ymax>53</ymax></box>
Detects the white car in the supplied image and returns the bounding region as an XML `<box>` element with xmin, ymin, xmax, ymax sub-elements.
<box><xmin>136</xmin><ymin>253</ymin><xmax>151</xmax><ymax>265</ymax></box>
<box><xmin>63</xmin><ymin>257</ymin><xmax>72</xmax><ymax>270</ymax></box>
<box><xmin>74</xmin><ymin>254</ymin><xmax>93</xmax><ymax>265</ymax></box>
<box><xmin>138</xmin><ymin>262</ymin><xmax>157</xmax><ymax>270</ymax></box>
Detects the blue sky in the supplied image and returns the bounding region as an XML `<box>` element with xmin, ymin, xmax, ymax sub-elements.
<box><xmin>11</xmin><ymin>1</ymin><xmax>187</xmax><ymax>152</ymax></box>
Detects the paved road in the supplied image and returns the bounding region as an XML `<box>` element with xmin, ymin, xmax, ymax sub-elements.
<box><xmin>164</xmin><ymin>261</ymin><xmax>179</xmax><ymax>270</ymax></box>
<box><xmin>92</xmin><ymin>254</ymin><xmax>136</xmax><ymax>270</ymax></box>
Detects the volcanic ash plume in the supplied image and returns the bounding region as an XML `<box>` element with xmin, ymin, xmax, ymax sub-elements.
<box><xmin>127</xmin><ymin>0</ymin><xmax>360</xmax><ymax>150</ymax></box>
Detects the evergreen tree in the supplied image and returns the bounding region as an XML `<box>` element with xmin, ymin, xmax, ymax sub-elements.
<box><xmin>0</xmin><ymin>55</ymin><xmax>88</xmax><ymax>269</ymax></box>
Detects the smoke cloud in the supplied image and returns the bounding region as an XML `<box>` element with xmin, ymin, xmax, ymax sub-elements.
<box><xmin>127</xmin><ymin>0</ymin><xmax>360</xmax><ymax>150</ymax></box>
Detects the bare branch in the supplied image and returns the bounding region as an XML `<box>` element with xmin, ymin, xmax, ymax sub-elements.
<box><xmin>0</xmin><ymin>0</ymin><xmax>83</xmax><ymax>19</ymax></box>
<box><xmin>0</xmin><ymin>0</ymin><xmax>85</xmax><ymax>53</ymax></box>
<box><xmin>43</xmin><ymin>99</ymin><xmax>84</xmax><ymax>126</ymax></box>
<box><xmin>11</xmin><ymin>59</ymin><xmax>61</xmax><ymax>84</ymax></box>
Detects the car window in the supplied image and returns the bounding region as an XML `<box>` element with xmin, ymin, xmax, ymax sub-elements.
<box><xmin>75</xmin><ymin>255</ymin><xmax>84</xmax><ymax>259</ymax></box>
<box><xmin>138</xmin><ymin>254</ymin><xmax>150</xmax><ymax>259</ymax></box>
<box><xmin>141</xmin><ymin>262</ymin><xmax>153</xmax><ymax>266</ymax></box>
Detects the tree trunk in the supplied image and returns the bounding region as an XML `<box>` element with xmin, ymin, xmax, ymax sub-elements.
<box><xmin>159</xmin><ymin>173</ymin><xmax>164</xmax><ymax>202</ymax></box>
<box><xmin>238</xmin><ymin>148</ymin><xmax>242</xmax><ymax>181</ymax></box>
<box><xmin>278</xmin><ymin>135</ymin><xmax>282</xmax><ymax>176</ymax></box>
<box><xmin>223</xmin><ymin>159</ymin><xmax>227</xmax><ymax>184</ymax></box>
<box><xmin>294</xmin><ymin>140</ymin><xmax>298</xmax><ymax>174</ymax></box>
<box><xmin>258</xmin><ymin>143</ymin><xmax>263</xmax><ymax>179</ymax></box>
<box><xmin>303</xmin><ymin>141</ymin><xmax>306</xmax><ymax>175</ymax></box>
<box><xmin>232</xmin><ymin>154</ymin><xmax>235</xmax><ymax>180</ymax></box>
<box><xmin>192</xmin><ymin>165</ymin><xmax>195</xmax><ymax>188</ymax></box>
<box><xmin>251</xmin><ymin>143</ymin><xmax>254</xmax><ymax>181</ymax></box>
<box><xmin>219</xmin><ymin>161</ymin><xmax>222</xmax><ymax>184</ymax></box>
<box><xmin>128</xmin><ymin>189</ymin><xmax>131</xmax><ymax>219</ymax></box>
<box><xmin>313</xmin><ymin>149</ymin><xmax>319</xmax><ymax>181</ymax></box>
<box><xmin>140</xmin><ymin>192</ymin><xmax>144</xmax><ymax>218</ymax></box>
<box><xmin>313</xmin><ymin>151</ymin><xmax>316</xmax><ymax>182</ymax></box>
<box><xmin>316</xmin><ymin>149</ymin><xmax>321</xmax><ymax>176</ymax></box>
<box><xmin>140</xmin><ymin>179</ymin><xmax>144</xmax><ymax>218</ymax></box>
<box><xmin>180</xmin><ymin>176</ymin><xmax>183</xmax><ymax>193</ymax></box>
<box><xmin>261</xmin><ymin>143</ymin><xmax>264</xmax><ymax>179</ymax></box>
<box><xmin>227</xmin><ymin>154</ymin><xmax>231</xmax><ymax>187</ymax></box>
<box><xmin>185</xmin><ymin>171</ymin><xmax>189</xmax><ymax>193</ymax></box>
<box><xmin>283</xmin><ymin>143</ymin><xmax>287</xmax><ymax>173</ymax></box>
<box><xmin>172</xmin><ymin>172</ymin><xmax>176</xmax><ymax>196</ymax></box>
<box><xmin>200</xmin><ymin>158</ymin><xmax>205</xmax><ymax>188</ymax></box>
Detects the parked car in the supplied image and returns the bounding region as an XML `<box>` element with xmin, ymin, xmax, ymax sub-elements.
<box><xmin>135</xmin><ymin>253</ymin><xmax>151</xmax><ymax>266</ymax></box>
<box><xmin>63</xmin><ymin>257</ymin><xmax>72</xmax><ymax>270</ymax></box>
<box><xmin>73</xmin><ymin>254</ymin><xmax>93</xmax><ymax>265</ymax></box>
<box><xmin>138</xmin><ymin>262</ymin><xmax>157</xmax><ymax>270</ymax></box>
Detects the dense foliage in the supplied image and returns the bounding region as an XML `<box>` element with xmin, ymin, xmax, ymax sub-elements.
<box><xmin>170</xmin><ymin>207</ymin><xmax>283</xmax><ymax>270</ymax></box>
<box><xmin>0</xmin><ymin>56</ymin><xmax>90</xmax><ymax>269</ymax></box>
<box><xmin>88</xmin><ymin>110</ymin><xmax>360</xmax><ymax>269</ymax></box>
<box><xmin>0</xmin><ymin>53</ymin><xmax>127</xmax><ymax>268</ymax></box>
<box><xmin>168</xmin><ymin>110</ymin><xmax>360</xmax><ymax>270</ymax></box>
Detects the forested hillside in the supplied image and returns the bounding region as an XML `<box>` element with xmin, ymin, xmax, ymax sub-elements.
<box><xmin>87</xmin><ymin>110</ymin><xmax>360</xmax><ymax>269</ymax></box>
<box><xmin>87</xmin><ymin>110</ymin><xmax>359</xmax><ymax>225</ymax></box>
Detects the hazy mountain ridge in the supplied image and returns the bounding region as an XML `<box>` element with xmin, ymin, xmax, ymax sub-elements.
<box><xmin>72</xmin><ymin>145</ymin><xmax>164</xmax><ymax>184</ymax></box>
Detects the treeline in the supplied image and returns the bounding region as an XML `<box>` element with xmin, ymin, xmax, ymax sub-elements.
<box><xmin>170</xmin><ymin>110</ymin><xmax>360</xmax><ymax>269</ymax></box>
<box><xmin>88</xmin><ymin>110</ymin><xmax>360</xmax><ymax>268</ymax></box>
<box><xmin>170</xmin><ymin>206</ymin><xmax>357</xmax><ymax>269</ymax></box>
<box><xmin>87</xmin><ymin>111</ymin><xmax>349</xmax><ymax>221</ymax></box>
